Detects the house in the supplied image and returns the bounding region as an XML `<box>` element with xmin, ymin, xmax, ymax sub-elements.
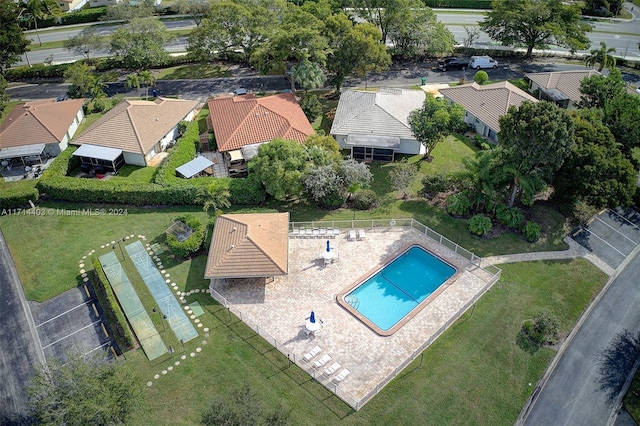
<box><xmin>0</xmin><ymin>98</ymin><xmax>84</xmax><ymax>167</ymax></box>
<box><xmin>204</xmin><ymin>213</ymin><xmax>290</xmax><ymax>281</ymax></box>
<box><xmin>207</xmin><ymin>93</ymin><xmax>313</xmax><ymax>174</ymax></box>
<box><xmin>58</xmin><ymin>0</ymin><xmax>89</xmax><ymax>12</ymax></box>
<box><xmin>439</xmin><ymin>82</ymin><xmax>538</xmax><ymax>143</ymax></box>
<box><xmin>72</xmin><ymin>98</ymin><xmax>198</xmax><ymax>171</ymax></box>
<box><xmin>525</xmin><ymin>69</ymin><xmax>600</xmax><ymax>108</ymax></box>
<box><xmin>330</xmin><ymin>88</ymin><xmax>426</xmax><ymax>162</ymax></box>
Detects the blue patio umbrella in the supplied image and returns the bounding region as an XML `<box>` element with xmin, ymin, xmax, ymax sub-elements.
<box><xmin>310</xmin><ymin>311</ymin><xmax>316</xmax><ymax>323</ymax></box>
<box><xmin>326</xmin><ymin>240</ymin><xmax>330</xmax><ymax>252</ymax></box>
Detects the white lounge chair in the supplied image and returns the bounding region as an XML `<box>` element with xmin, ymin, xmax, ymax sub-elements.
<box><xmin>305</xmin><ymin>228</ymin><xmax>314</xmax><ymax>238</ymax></box>
<box><xmin>322</xmin><ymin>362</ymin><xmax>341</xmax><ymax>378</ymax></box>
<box><xmin>348</xmin><ymin>229</ymin><xmax>357</xmax><ymax>240</ymax></box>
<box><xmin>332</xmin><ymin>228</ymin><xmax>340</xmax><ymax>237</ymax></box>
<box><xmin>332</xmin><ymin>368</ymin><xmax>350</xmax><ymax>383</ymax></box>
<box><xmin>358</xmin><ymin>229</ymin><xmax>366</xmax><ymax>240</ymax></box>
<box><xmin>313</xmin><ymin>354</ymin><xmax>331</xmax><ymax>369</ymax></box>
<box><xmin>319</xmin><ymin>228</ymin><xmax>327</xmax><ymax>237</ymax></box>
<box><xmin>312</xmin><ymin>228</ymin><xmax>320</xmax><ymax>237</ymax></box>
<box><xmin>303</xmin><ymin>345</ymin><xmax>321</xmax><ymax>362</ymax></box>
<box><xmin>291</xmin><ymin>228</ymin><xmax>300</xmax><ymax>237</ymax></box>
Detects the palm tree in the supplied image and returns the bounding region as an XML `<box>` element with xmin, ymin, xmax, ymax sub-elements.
<box><xmin>584</xmin><ymin>42</ymin><xmax>617</xmax><ymax>72</ymax></box>
<box><xmin>19</xmin><ymin>0</ymin><xmax>61</xmax><ymax>46</ymax></box>
<box><xmin>290</xmin><ymin>60</ymin><xmax>327</xmax><ymax>93</ymax></box>
<box><xmin>197</xmin><ymin>183</ymin><xmax>231</xmax><ymax>214</ymax></box>
<box><xmin>125</xmin><ymin>73</ymin><xmax>140</xmax><ymax>95</ymax></box>
<box><xmin>138</xmin><ymin>71</ymin><xmax>156</xmax><ymax>99</ymax></box>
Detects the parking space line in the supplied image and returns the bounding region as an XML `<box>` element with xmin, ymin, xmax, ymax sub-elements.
<box><xmin>84</xmin><ymin>341</ymin><xmax>112</xmax><ymax>357</ymax></box>
<box><xmin>593</xmin><ymin>216</ymin><xmax>640</xmax><ymax>246</ymax></box>
<box><xmin>36</xmin><ymin>301</ymin><xmax>92</xmax><ymax>328</ymax></box>
<box><xmin>579</xmin><ymin>226</ymin><xmax>629</xmax><ymax>258</ymax></box>
<box><xmin>609</xmin><ymin>209</ymin><xmax>640</xmax><ymax>233</ymax></box>
<box><xmin>41</xmin><ymin>320</ymin><xmax>102</xmax><ymax>349</ymax></box>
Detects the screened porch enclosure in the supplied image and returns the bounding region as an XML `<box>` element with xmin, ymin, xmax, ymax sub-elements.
<box><xmin>73</xmin><ymin>144</ymin><xmax>125</xmax><ymax>173</ymax></box>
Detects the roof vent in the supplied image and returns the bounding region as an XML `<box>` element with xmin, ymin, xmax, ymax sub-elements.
<box><xmin>156</xmin><ymin>117</ymin><xmax>159</xmax><ymax>121</ymax></box>
<box><xmin>232</xmin><ymin>227</ymin><xmax>237</xmax><ymax>232</ymax></box>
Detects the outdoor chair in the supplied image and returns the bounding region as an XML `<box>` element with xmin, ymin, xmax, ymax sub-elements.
<box><xmin>333</xmin><ymin>228</ymin><xmax>340</xmax><ymax>237</ymax></box>
<box><xmin>291</xmin><ymin>228</ymin><xmax>300</xmax><ymax>238</ymax></box>
<box><xmin>358</xmin><ymin>229</ymin><xmax>366</xmax><ymax>240</ymax></box>
<box><xmin>303</xmin><ymin>345</ymin><xmax>321</xmax><ymax>362</ymax></box>
<box><xmin>322</xmin><ymin>362</ymin><xmax>341</xmax><ymax>378</ymax></box>
<box><xmin>332</xmin><ymin>368</ymin><xmax>351</xmax><ymax>384</ymax></box>
<box><xmin>305</xmin><ymin>228</ymin><xmax>314</xmax><ymax>238</ymax></box>
<box><xmin>312</xmin><ymin>228</ymin><xmax>320</xmax><ymax>237</ymax></box>
<box><xmin>319</xmin><ymin>228</ymin><xmax>327</xmax><ymax>237</ymax></box>
<box><xmin>326</xmin><ymin>227</ymin><xmax>334</xmax><ymax>237</ymax></box>
<box><xmin>348</xmin><ymin>229</ymin><xmax>357</xmax><ymax>240</ymax></box>
<box><xmin>313</xmin><ymin>354</ymin><xmax>331</xmax><ymax>369</ymax></box>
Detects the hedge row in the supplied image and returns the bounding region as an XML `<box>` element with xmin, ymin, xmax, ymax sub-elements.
<box><xmin>91</xmin><ymin>258</ymin><xmax>135</xmax><ymax>352</ymax></box>
<box><xmin>19</xmin><ymin>7</ymin><xmax>107</xmax><ymax>30</ymax></box>
<box><xmin>5</xmin><ymin>63</ymin><xmax>72</xmax><ymax>82</ymax></box>
<box><xmin>422</xmin><ymin>0</ymin><xmax>492</xmax><ymax>7</ymax></box>
<box><xmin>0</xmin><ymin>186</ymin><xmax>39</xmax><ymax>210</ymax></box>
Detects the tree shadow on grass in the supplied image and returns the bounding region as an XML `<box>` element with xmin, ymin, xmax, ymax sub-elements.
<box><xmin>597</xmin><ymin>330</ymin><xmax>640</xmax><ymax>403</ymax></box>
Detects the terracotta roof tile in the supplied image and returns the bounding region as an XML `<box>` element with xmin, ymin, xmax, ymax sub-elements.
<box><xmin>525</xmin><ymin>69</ymin><xmax>600</xmax><ymax>103</ymax></box>
<box><xmin>72</xmin><ymin>98</ymin><xmax>198</xmax><ymax>155</ymax></box>
<box><xmin>207</xmin><ymin>93</ymin><xmax>314</xmax><ymax>152</ymax></box>
<box><xmin>0</xmin><ymin>98</ymin><xmax>84</xmax><ymax>149</ymax></box>
<box><xmin>205</xmin><ymin>213</ymin><xmax>289</xmax><ymax>279</ymax></box>
<box><xmin>439</xmin><ymin>82</ymin><xmax>538</xmax><ymax>133</ymax></box>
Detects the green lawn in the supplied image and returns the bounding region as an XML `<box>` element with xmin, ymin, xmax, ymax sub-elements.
<box><xmin>154</xmin><ymin>64</ymin><xmax>232</xmax><ymax>80</ymax></box>
<box><xmin>111</xmin><ymin>165</ymin><xmax>157</xmax><ymax>183</ymax></box>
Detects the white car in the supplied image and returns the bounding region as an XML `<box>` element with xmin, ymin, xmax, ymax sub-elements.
<box><xmin>469</xmin><ymin>56</ymin><xmax>499</xmax><ymax>70</ymax></box>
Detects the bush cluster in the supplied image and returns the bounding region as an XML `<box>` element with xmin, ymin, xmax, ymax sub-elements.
<box><xmin>352</xmin><ymin>189</ymin><xmax>379</xmax><ymax>210</ymax></box>
<box><xmin>523</xmin><ymin>221</ymin><xmax>541</xmax><ymax>243</ymax></box>
<box><xmin>468</xmin><ymin>214</ymin><xmax>492</xmax><ymax>236</ymax></box>
<box><xmin>496</xmin><ymin>205</ymin><xmax>524</xmax><ymax>229</ymax></box>
<box><xmin>166</xmin><ymin>215</ymin><xmax>205</xmax><ymax>258</ymax></box>
<box><xmin>5</xmin><ymin>64</ymin><xmax>72</xmax><ymax>82</ymax></box>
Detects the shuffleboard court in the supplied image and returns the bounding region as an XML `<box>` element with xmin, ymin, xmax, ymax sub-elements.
<box><xmin>98</xmin><ymin>251</ymin><xmax>168</xmax><ymax>360</ymax></box>
<box><xmin>125</xmin><ymin>241</ymin><xmax>198</xmax><ymax>343</ymax></box>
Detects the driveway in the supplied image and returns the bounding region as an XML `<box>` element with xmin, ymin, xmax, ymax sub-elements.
<box><xmin>0</xmin><ymin>229</ymin><xmax>45</xmax><ymax>423</ymax></box>
<box><xmin>521</xmin><ymin>247</ymin><xmax>640</xmax><ymax>426</ymax></box>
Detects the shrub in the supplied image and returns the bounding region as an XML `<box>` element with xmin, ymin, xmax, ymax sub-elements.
<box><xmin>422</xmin><ymin>173</ymin><xmax>454</xmax><ymax>196</ymax></box>
<box><xmin>468</xmin><ymin>214</ymin><xmax>492</xmax><ymax>236</ymax></box>
<box><xmin>473</xmin><ymin>134</ymin><xmax>485</xmax><ymax>147</ymax></box>
<box><xmin>474</xmin><ymin>70</ymin><xmax>489</xmax><ymax>85</ymax></box>
<box><xmin>446</xmin><ymin>192</ymin><xmax>472</xmax><ymax>216</ymax></box>
<box><xmin>0</xmin><ymin>186</ymin><xmax>39</xmax><ymax>210</ymax></box>
<box><xmin>496</xmin><ymin>205</ymin><xmax>524</xmax><ymax>229</ymax></box>
<box><xmin>5</xmin><ymin>64</ymin><xmax>72</xmax><ymax>82</ymax></box>
<box><xmin>324</xmin><ymin>107</ymin><xmax>337</xmax><ymax>122</ymax></box>
<box><xmin>166</xmin><ymin>215</ymin><xmax>205</xmax><ymax>258</ymax></box>
<box><xmin>319</xmin><ymin>192</ymin><xmax>346</xmax><ymax>209</ymax></box>
<box><xmin>523</xmin><ymin>220</ymin><xmax>541</xmax><ymax>243</ymax></box>
<box><xmin>300</xmin><ymin>93</ymin><xmax>322</xmax><ymax>122</ymax></box>
<box><xmin>352</xmin><ymin>189</ymin><xmax>379</xmax><ymax>210</ymax></box>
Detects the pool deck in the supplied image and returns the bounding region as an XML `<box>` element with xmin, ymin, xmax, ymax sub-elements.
<box><xmin>209</xmin><ymin>227</ymin><xmax>496</xmax><ymax>407</ymax></box>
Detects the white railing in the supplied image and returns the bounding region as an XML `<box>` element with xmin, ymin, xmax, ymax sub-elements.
<box><xmin>209</xmin><ymin>218</ymin><xmax>502</xmax><ymax>410</ymax></box>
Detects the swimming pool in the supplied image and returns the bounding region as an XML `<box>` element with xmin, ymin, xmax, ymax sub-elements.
<box><xmin>338</xmin><ymin>245</ymin><xmax>456</xmax><ymax>336</ymax></box>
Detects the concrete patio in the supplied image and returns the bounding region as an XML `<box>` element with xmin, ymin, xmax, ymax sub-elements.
<box><xmin>209</xmin><ymin>226</ymin><xmax>498</xmax><ymax>409</ymax></box>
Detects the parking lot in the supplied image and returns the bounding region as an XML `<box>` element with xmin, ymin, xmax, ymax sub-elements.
<box><xmin>571</xmin><ymin>207</ymin><xmax>640</xmax><ymax>269</ymax></box>
<box><xmin>29</xmin><ymin>283</ymin><xmax>115</xmax><ymax>363</ymax></box>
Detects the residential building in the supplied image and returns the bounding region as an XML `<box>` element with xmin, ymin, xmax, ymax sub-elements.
<box><xmin>525</xmin><ymin>69</ymin><xmax>600</xmax><ymax>108</ymax></box>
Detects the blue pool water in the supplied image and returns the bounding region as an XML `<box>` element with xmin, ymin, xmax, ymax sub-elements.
<box><xmin>344</xmin><ymin>246</ymin><xmax>456</xmax><ymax>332</ymax></box>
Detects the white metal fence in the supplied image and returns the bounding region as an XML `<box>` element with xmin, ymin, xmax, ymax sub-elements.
<box><xmin>208</xmin><ymin>218</ymin><xmax>502</xmax><ymax>410</ymax></box>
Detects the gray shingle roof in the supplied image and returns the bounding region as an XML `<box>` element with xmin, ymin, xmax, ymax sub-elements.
<box><xmin>330</xmin><ymin>89</ymin><xmax>426</xmax><ymax>139</ymax></box>
<box><xmin>439</xmin><ymin>82</ymin><xmax>538</xmax><ymax>133</ymax></box>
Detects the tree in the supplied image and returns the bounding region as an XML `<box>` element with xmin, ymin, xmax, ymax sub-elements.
<box><xmin>291</xmin><ymin>59</ymin><xmax>326</xmax><ymax>92</ymax></box>
<box><xmin>603</xmin><ymin>93</ymin><xmax>640</xmax><ymax>157</ymax></box>
<box><xmin>498</xmin><ymin>101</ymin><xmax>575</xmax><ymax>207</ymax></box>
<box><xmin>63</xmin><ymin>28</ymin><xmax>105</xmax><ymax>65</ymax></box>
<box><xmin>388</xmin><ymin>158</ymin><xmax>418</xmax><ymax>199</ymax></box>
<box><xmin>18</xmin><ymin>0</ymin><xmax>61</xmax><ymax>47</ymax></box>
<box><xmin>138</xmin><ymin>70</ymin><xmax>155</xmax><ymax>98</ymax></box>
<box><xmin>102</xmin><ymin>0</ymin><xmax>155</xmax><ymax>21</ymax></box>
<box><xmin>249</xmin><ymin>138</ymin><xmax>308</xmax><ymax>200</ymax></box>
<box><xmin>408</xmin><ymin>94</ymin><xmax>466</xmax><ymax>160</ymax></box>
<box><xmin>462</xmin><ymin>25</ymin><xmax>481</xmax><ymax>51</ymax></box>
<box><xmin>387</xmin><ymin>5</ymin><xmax>456</xmax><ymax>58</ymax></box>
<box><xmin>64</xmin><ymin>62</ymin><xmax>95</xmax><ymax>98</ymax></box>
<box><xmin>480</xmin><ymin>0</ymin><xmax>591</xmax><ymax>59</ymax></box>
<box><xmin>323</xmin><ymin>12</ymin><xmax>391</xmax><ymax>93</ymax></box>
<box><xmin>340</xmin><ymin>158</ymin><xmax>373</xmax><ymax>200</ymax></box>
<box><xmin>473</xmin><ymin>70</ymin><xmax>489</xmax><ymax>85</ymax></box>
<box><xmin>0</xmin><ymin>74</ymin><xmax>9</xmax><ymax>119</ymax></box>
<box><xmin>197</xmin><ymin>182</ymin><xmax>231</xmax><ymax>213</ymax></box>
<box><xmin>299</xmin><ymin>93</ymin><xmax>323</xmax><ymax>122</ymax></box>
<box><xmin>125</xmin><ymin>72</ymin><xmax>140</xmax><ymax>93</ymax></box>
<box><xmin>304</xmin><ymin>164</ymin><xmax>344</xmax><ymax>205</ymax></box>
<box><xmin>461</xmin><ymin>148</ymin><xmax>506</xmax><ymax>214</ymax></box>
<box><xmin>554</xmin><ymin>112</ymin><xmax>636</xmax><ymax>209</ymax></box>
<box><xmin>0</xmin><ymin>0</ymin><xmax>31</xmax><ymax>74</ymax></box>
<box><xmin>584</xmin><ymin>41</ymin><xmax>616</xmax><ymax>71</ymax></box>
<box><xmin>578</xmin><ymin>67</ymin><xmax>625</xmax><ymax>108</ymax></box>
<box><xmin>28</xmin><ymin>352</ymin><xmax>141</xmax><ymax>425</ymax></box>
<box><xmin>304</xmin><ymin>134</ymin><xmax>341</xmax><ymax>155</ymax></box>
<box><xmin>175</xmin><ymin>0</ymin><xmax>209</xmax><ymax>27</ymax></box>
<box><xmin>187</xmin><ymin>0</ymin><xmax>275</xmax><ymax>64</ymax></box>
<box><xmin>351</xmin><ymin>0</ymin><xmax>413</xmax><ymax>44</ymax></box>
<box><xmin>109</xmin><ymin>18</ymin><xmax>172</xmax><ymax>71</ymax></box>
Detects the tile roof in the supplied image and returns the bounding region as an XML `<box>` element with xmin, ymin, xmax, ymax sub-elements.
<box><xmin>204</xmin><ymin>213</ymin><xmax>290</xmax><ymax>279</ymax></box>
<box><xmin>0</xmin><ymin>98</ymin><xmax>84</xmax><ymax>149</ymax></box>
<box><xmin>72</xmin><ymin>98</ymin><xmax>198</xmax><ymax>155</ymax></box>
<box><xmin>439</xmin><ymin>82</ymin><xmax>538</xmax><ymax>133</ymax></box>
<box><xmin>330</xmin><ymin>88</ymin><xmax>426</xmax><ymax>139</ymax></box>
<box><xmin>207</xmin><ymin>93</ymin><xmax>314</xmax><ymax>152</ymax></box>
<box><xmin>525</xmin><ymin>69</ymin><xmax>600</xmax><ymax>103</ymax></box>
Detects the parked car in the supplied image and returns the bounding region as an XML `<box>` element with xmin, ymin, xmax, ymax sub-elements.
<box><xmin>469</xmin><ymin>56</ymin><xmax>499</xmax><ymax>70</ymax></box>
<box><xmin>438</xmin><ymin>57</ymin><xmax>469</xmax><ymax>71</ymax></box>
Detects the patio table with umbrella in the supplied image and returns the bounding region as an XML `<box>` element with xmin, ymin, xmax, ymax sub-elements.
<box><xmin>305</xmin><ymin>311</ymin><xmax>321</xmax><ymax>336</ymax></box>
<box><xmin>319</xmin><ymin>240</ymin><xmax>336</xmax><ymax>264</ymax></box>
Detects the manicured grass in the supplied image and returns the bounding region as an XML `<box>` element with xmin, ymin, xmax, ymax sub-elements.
<box><xmin>74</xmin><ymin>112</ymin><xmax>105</xmax><ymax>137</ymax></box>
<box><xmin>112</xmin><ymin>165</ymin><xmax>157</xmax><ymax>183</ymax></box>
<box><xmin>0</xmin><ymin>178</ymin><xmax>38</xmax><ymax>192</ymax></box>
<box><xmin>154</xmin><ymin>64</ymin><xmax>232</xmax><ymax>80</ymax></box>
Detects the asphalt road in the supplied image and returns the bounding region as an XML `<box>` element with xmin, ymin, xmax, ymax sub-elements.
<box><xmin>522</xmin><ymin>248</ymin><xmax>640</xmax><ymax>426</ymax></box>
<box><xmin>0</xmin><ymin>229</ymin><xmax>45</xmax><ymax>423</ymax></box>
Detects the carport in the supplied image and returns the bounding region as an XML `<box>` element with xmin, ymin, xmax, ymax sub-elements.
<box><xmin>175</xmin><ymin>155</ymin><xmax>214</xmax><ymax>178</ymax></box>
